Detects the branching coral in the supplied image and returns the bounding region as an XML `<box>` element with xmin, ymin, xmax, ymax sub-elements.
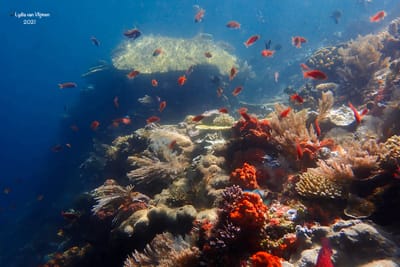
<box><xmin>91</xmin><ymin>179</ymin><xmax>150</xmax><ymax>223</ymax></box>
<box><xmin>231</xmin><ymin>162</ymin><xmax>259</xmax><ymax>189</ymax></box>
<box><xmin>123</xmin><ymin>232</ymin><xmax>200</xmax><ymax>267</ymax></box>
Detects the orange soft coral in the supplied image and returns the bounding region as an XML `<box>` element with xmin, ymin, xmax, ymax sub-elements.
<box><xmin>231</xmin><ymin>162</ymin><xmax>259</xmax><ymax>189</ymax></box>
<box><xmin>250</xmin><ymin>251</ymin><xmax>282</xmax><ymax>267</ymax></box>
<box><xmin>229</xmin><ymin>192</ymin><xmax>268</xmax><ymax>229</ymax></box>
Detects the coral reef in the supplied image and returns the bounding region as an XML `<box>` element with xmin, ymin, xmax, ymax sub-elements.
<box><xmin>231</xmin><ymin>162</ymin><xmax>259</xmax><ymax>189</ymax></box>
<box><xmin>249</xmin><ymin>251</ymin><xmax>282</xmax><ymax>267</ymax></box>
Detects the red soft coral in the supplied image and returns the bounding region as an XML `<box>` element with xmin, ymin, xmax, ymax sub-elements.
<box><xmin>229</xmin><ymin>192</ymin><xmax>268</xmax><ymax>229</ymax></box>
<box><xmin>231</xmin><ymin>162</ymin><xmax>260</xmax><ymax>189</ymax></box>
<box><xmin>250</xmin><ymin>251</ymin><xmax>282</xmax><ymax>267</ymax></box>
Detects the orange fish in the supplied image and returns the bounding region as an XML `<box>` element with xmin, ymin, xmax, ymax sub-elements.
<box><xmin>229</xmin><ymin>66</ymin><xmax>238</xmax><ymax>81</ymax></box>
<box><xmin>290</xmin><ymin>93</ymin><xmax>304</xmax><ymax>104</ymax></box>
<box><xmin>114</xmin><ymin>116</ymin><xmax>131</xmax><ymax>125</ymax></box>
<box><xmin>113</xmin><ymin>96</ymin><xmax>119</xmax><ymax>109</ymax></box>
<box><xmin>300</xmin><ymin>63</ymin><xmax>311</xmax><ymax>71</ymax></box>
<box><xmin>261</xmin><ymin>49</ymin><xmax>275</xmax><ymax>57</ymax></box>
<box><xmin>226</xmin><ymin>20</ymin><xmax>241</xmax><ymax>29</ymax></box>
<box><xmin>127</xmin><ymin>70</ymin><xmax>140</xmax><ymax>79</ymax></box>
<box><xmin>292</xmin><ymin>36</ymin><xmax>307</xmax><ymax>48</ymax></box>
<box><xmin>58</xmin><ymin>82</ymin><xmax>77</xmax><ymax>89</ymax></box>
<box><xmin>314</xmin><ymin>119</ymin><xmax>321</xmax><ymax>137</ymax></box>
<box><xmin>244</xmin><ymin>34</ymin><xmax>260</xmax><ymax>47</ymax></box>
<box><xmin>296</xmin><ymin>142</ymin><xmax>303</xmax><ymax>160</ymax></box>
<box><xmin>192</xmin><ymin>114</ymin><xmax>205</xmax><ymax>122</ymax></box>
<box><xmin>168</xmin><ymin>140</ymin><xmax>177</xmax><ymax>150</ymax></box>
<box><xmin>90</xmin><ymin>120</ymin><xmax>100</xmax><ymax>130</ymax></box>
<box><xmin>232</xmin><ymin>86</ymin><xmax>243</xmax><ymax>96</ymax></box>
<box><xmin>151</xmin><ymin>79</ymin><xmax>158</xmax><ymax>87</ymax></box>
<box><xmin>370</xmin><ymin>10</ymin><xmax>386</xmax><ymax>22</ymax></box>
<box><xmin>348</xmin><ymin>102</ymin><xmax>367</xmax><ymax>124</ymax></box>
<box><xmin>159</xmin><ymin>101</ymin><xmax>167</xmax><ymax>112</ymax></box>
<box><xmin>204</xmin><ymin>51</ymin><xmax>213</xmax><ymax>58</ymax></box>
<box><xmin>146</xmin><ymin>116</ymin><xmax>160</xmax><ymax>124</ymax></box>
<box><xmin>218</xmin><ymin>107</ymin><xmax>228</xmax><ymax>113</ymax></box>
<box><xmin>194</xmin><ymin>7</ymin><xmax>205</xmax><ymax>23</ymax></box>
<box><xmin>178</xmin><ymin>75</ymin><xmax>187</xmax><ymax>86</ymax></box>
<box><xmin>238</xmin><ymin>107</ymin><xmax>251</xmax><ymax>121</ymax></box>
<box><xmin>279</xmin><ymin>107</ymin><xmax>292</xmax><ymax>118</ymax></box>
<box><xmin>303</xmin><ymin>70</ymin><xmax>328</xmax><ymax>80</ymax></box>
<box><xmin>153</xmin><ymin>48</ymin><xmax>163</xmax><ymax>56</ymax></box>
<box><xmin>217</xmin><ymin>87</ymin><xmax>224</xmax><ymax>97</ymax></box>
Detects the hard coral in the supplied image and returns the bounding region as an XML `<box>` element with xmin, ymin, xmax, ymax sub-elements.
<box><xmin>231</xmin><ymin>162</ymin><xmax>260</xmax><ymax>189</ymax></box>
<box><xmin>229</xmin><ymin>192</ymin><xmax>268</xmax><ymax>229</ymax></box>
<box><xmin>250</xmin><ymin>251</ymin><xmax>282</xmax><ymax>267</ymax></box>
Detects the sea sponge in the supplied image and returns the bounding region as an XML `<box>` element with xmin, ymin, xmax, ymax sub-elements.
<box><xmin>229</xmin><ymin>192</ymin><xmax>268</xmax><ymax>229</ymax></box>
<box><xmin>231</xmin><ymin>162</ymin><xmax>259</xmax><ymax>189</ymax></box>
<box><xmin>250</xmin><ymin>251</ymin><xmax>282</xmax><ymax>267</ymax></box>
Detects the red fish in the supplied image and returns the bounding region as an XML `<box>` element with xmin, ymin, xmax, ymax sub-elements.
<box><xmin>261</xmin><ymin>49</ymin><xmax>275</xmax><ymax>57</ymax></box>
<box><xmin>216</xmin><ymin>87</ymin><xmax>224</xmax><ymax>97</ymax></box>
<box><xmin>124</xmin><ymin>28</ymin><xmax>141</xmax><ymax>39</ymax></box>
<box><xmin>218</xmin><ymin>107</ymin><xmax>228</xmax><ymax>113</ymax></box>
<box><xmin>348</xmin><ymin>102</ymin><xmax>363</xmax><ymax>124</ymax></box>
<box><xmin>315</xmin><ymin>238</ymin><xmax>334</xmax><ymax>267</ymax></box>
<box><xmin>204</xmin><ymin>51</ymin><xmax>213</xmax><ymax>58</ymax></box>
<box><xmin>290</xmin><ymin>93</ymin><xmax>304</xmax><ymax>104</ymax></box>
<box><xmin>113</xmin><ymin>96</ymin><xmax>119</xmax><ymax>109</ymax></box>
<box><xmin>159</xmin><ymin>101</ymin><xmax>167</xmax><ymax>112</ymax></box>
<box><xmin>114</xmin><ymin>117</ymin><xmax>131</xmax><ymax>126</ymax></box>
<box><xmin>153</xmin><ymin>48</ymin><xmax>163</xmax><ymax>56</ymax></box>
<box><xmin>315</xmin><ymin>119</ymin><xmax>321</xmax><ymax>137</ymax></box>
<box><xmin>296</xmin><ymin>142</ymin><xmax>303</xmax><ymax>160</ymax></box>
<box><xmin>58</xmin><ymin>82</ymin><xmax>77</xmax><ymax>89</ymax></box>
<box><xmin>244</xmin><ymin>34</ymin><xmax>260</xmax><ymax>47</ymax></box>
<box><xmin>151</xmin><ymin>79</ymin><xmax>158</xmax><ymax>87</ymax></box>
<box><xmin>168</xmin><ymin>140</ymin><xmax>177</xmax><ymax>150</ymax></box>
<box><xmin>292</xmin><ymin>36</ymin><xmax>307</xmax><ymax>48</ymax></box>
<box><xmin>300</xmin><ymin>63</ymin><xmax>311</xmax><ymax>71</ymax></box>
<box><xmin>279</xmin><ymin>107</ymin><xmax>292</xmax><ymax>118</ymax></box>
<box><xmin>370</xmin><ymin>10</ymin><xmax>386</xmax><ymax>23</ymax></box>
<box><xmin>192</xmin><ymin>114</ymin><xmax>205</xmax><ymax>122</ymax></box>
<box><xmin>178</xmin><ymin>75</ymin><xmax>187</xmax><ymax>86</ymax></box>
<box><xmin>194</xmin><ymin>7</ymin><xmax>205</xmax><ymax>23</ymax></box>
<box><xmin>229</xmin><ymin>66</ymin><xmax>238</xmax><ymax>81</ymax></box>
<box><xmin>146</xmin><ymin>116</ymin><xmax>160</xmax><ymax>124</ymax></box>
<box><xmin>303</xmin><ymin>70</ymin><xmax>328</xmax><ymax>80</ymax></box>
<box><xmin>90</xmin><ymin>120</ymin><xmax>100</xmax><ymax>130</ymax></box>
<box><xmin>226</xmin><ymin>20</ymin><xmax>241</xmax><ymax>29</ymax></box>
<box><xmin>127</xmin><ymin>70</ymin><xmax>140</xmax><ymax>79</ymax></box>
<box><xmin>232</xmin><ymin>86</ymin><xmax>243</xmax><ymax>96</ymax></box>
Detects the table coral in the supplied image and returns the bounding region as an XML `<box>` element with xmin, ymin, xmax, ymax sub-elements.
<box><xmin>231</xmin><ymin>162</ymin><xmax>260</xmax><ymax>189</ymax></box>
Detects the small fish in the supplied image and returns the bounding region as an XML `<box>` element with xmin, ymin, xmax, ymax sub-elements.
<box><xmin>370</xmin><ymin>10</ymin><xmax>386</xmax><ymax>23</ymax></box>
<box><xmin>194</xmin><ymin>6</ymin><xmax>205</xmax><ymax>23</ymax></box>
<box><xmin>303</xmin><ymin>70</ymin><xmax>328</xmax><ymax>80</ymax></box>
<box><xmin>57</xmin><ymin>229</ymin><xmax>64</xmax><ymax>237</ymax></box>
<box><xmin>113</xmin><ymin>96</ymin><xmax>119</xmax><ymax>109</ymax></box>
<box><xmin>61</xmin><ymin>210</ymin><xmax>80</xmax><ymax>220</ymax></box>
<box><xmin>229</xmin><ymin>66</ymin><xmax>238</xmax><ymax>81</ymax></box>
<box><xmin>152</xmin><ymin>48</ymin><xmax>163</xmax><ymax>56</ymax></box>
<box><xmin>261</xmin><ymin>49</ymin><xmax>275</xmax><ymax>57</ymax></box>
<box><xmin>232</xmin><ymin>86</ymin><xmax>243</xmax><ymax>96</ymax></box>
<box><xmin>300</xmin><ymin>63</ymin><xmax>311</xmax><ymax>71</ymax></box>
<box><xmin>192</xmin><ymin>114</ymin><xmax>205</xmax><ymax>122</ymax></box>
<box><xmin>148</xmin><ymin>79</ymin><xmax>157</xmax><ymax>88</ymax></box>
<box><xmin>3</xmin><ymin>187</ymin><xmax>11</xmax><ymax>194</ymax></box>
<box><xmin>296</xmin><ymin>142</ymin><xmax>303</xmax><ymax>160</ymax></box>
<box><xmin>279</xmin><ymin>107</ymin><xmax>292</xmax><ymax>118</ymax></box>
<box><xmin>186</xmin><ymin>65</ymin><xmax>194</xmax><ymax>76</ymax></box>
<box><xmin>290</xmin><ymin>93</ymin><xmax>304</xmax><ymax>104</ymax></box>
<box><xmin>244</xmin><ymin>34</ymin><xmax>260</xmax><ymax>47</ymax></box>
<box><xmin>292</xmin><ymin>36</ymin><xmax>307</xmax><ymax>48</ymax></box>
<box><xmin>146</xmin><ymin>116</ymin><xmax>160</xmax><ymax>124</ymax></box>
<box><xmin>315</xmin><ymin>238</ymin><xmax>334</xmax><ymax>267</ymax></box>
<box><xmin>217</xmin><ymin>87</ymin><xmax>224</xmax><ymax>97</ymax></box>
<box><xmin>265</xmin><ymin>40</ymin><xmax>272</xmax><ymax>49</ymax></box>
<box><xmin>331</xmin><ymin>10</ymin><xmax>342</xmax><ymax>24</ymax></box>
<box><xmin>51</xmin><ymin>144</ymin><xmax>63</xmax><ymax>152</ymax></box>
<box><xmin>315</xmin><ymin>119</ymin><xmax>321</xmax><ymax>137</ymax></box>
<box><xmin>204</xmin><ymin>51</ymin><xmax>213</xmax><ymax>58</ymax></box>
<box><xmin>274</xmin><ymin>44</ymin><xmax>282</xmax><ymax>51</ymax></box>
<box><xmin>114</xmin><ymin>116</ymin><xmax>131</xmax><ymax>126</ymax></box>
<box><xmin>348</xmin><ymin>102</ymin><xmax>362</xmax><ymax>124</ymax></box>
<box><xmin>58</xmin><ymin>82</ymin><xmax>77</xmax><ymax>89</ymax></box>
<box><xmin>178</xmin><ymin>75</ymin><xmax>187</xmax><ymax>86</ymax></box>
<box><xmin>159</xmin><ymin>101</ymin><xmax>167</xmax><ymax>112</ymax></box>
<box><xmin>168</xmin><ymin>140</ymin><xmax>177</xmax><ymax>150</ymax></box>
<box><xmin>90</xmin><ymin>120</ymin><xmax>100</xmax><ymax>130</ymax></box>
<box><xmin>127</xmin><ymin>70</ymin><xmax>140</xmax><ymax>79</ymax></box>
<box><xmin>274</xmin><ymin>71</ymin><xmax>279</xmax><ymax>83</ymax></box>
<box><xmin>70</xmin><ymin>124</ymin><xmax>79</xmax><ymax>132</ymax></box>
<box><xmin>37</xmin><ymin>194</ymin><xmax>44</xmax><ymax>201</ymax></box>
<box><xmin>65</xmin><ymin>143</ymin><xmax>72</xmax><ymax>148</ymax></box>
<box><xmin>90</xmin><ymin>36</ymin><xmax>100</xmax><ymax>46</ymax></box>
<box><xmin>226</xmin><ymin>20</ymin><xmax>241</xmax><ymax>29</ymax></box>
<box><xmin>124</xmin><ymin>28</ymin><xmax>141</xmax><ymax>39</ymax></box>
<box><xmin>218</xmin><ymin>107</ymin><xmax>228</xmax><ymax>113</ymax></box>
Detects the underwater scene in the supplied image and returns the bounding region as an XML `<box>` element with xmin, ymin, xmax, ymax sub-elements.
<box><xmin>2</xmin><ymin>0</ymin><xmax>400</xmax><ymax>266</ymax></box>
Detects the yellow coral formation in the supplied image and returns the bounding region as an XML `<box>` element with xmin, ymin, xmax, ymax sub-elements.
<box><xmin>112</xmin><ymin>34</ymin><xmax>238</xmax><ymax>75</ymax></box>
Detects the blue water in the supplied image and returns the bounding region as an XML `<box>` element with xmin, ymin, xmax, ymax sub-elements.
<box><xmin>0</xmin><ymin>0</ymin><xmax>398</xmax><ymax>266</ymax></box>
